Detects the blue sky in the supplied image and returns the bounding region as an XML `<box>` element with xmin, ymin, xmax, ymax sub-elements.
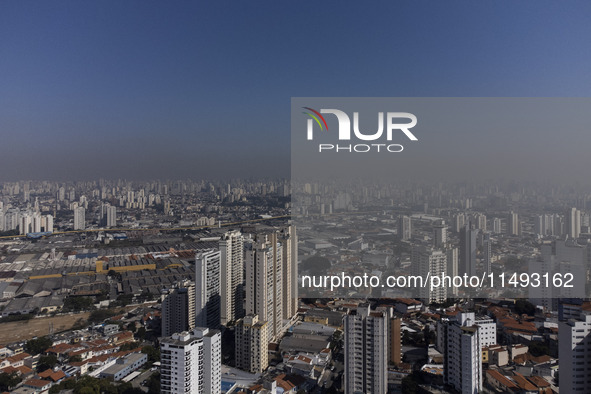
<box><xmin>1</xmin><ymin>1</ymin><xmax>591</xmax><ymax>180</ymax></box>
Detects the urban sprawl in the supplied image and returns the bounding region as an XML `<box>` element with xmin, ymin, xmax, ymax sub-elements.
<box><xmin>0</xmin><ymin>179</ymin><xmax>589</xmax><ymax>393</ymax></box>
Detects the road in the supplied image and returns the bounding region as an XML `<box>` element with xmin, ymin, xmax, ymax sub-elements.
<box><xmin>130</xmin><ymin>368</ymin><xmax>156</xmax><ymax>392</ymax></box>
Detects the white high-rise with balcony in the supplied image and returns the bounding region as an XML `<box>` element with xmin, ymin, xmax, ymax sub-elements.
<box><xmin>437</xmin><ymin>312</ymin><xmax>482</xmax><ymax>394</ymax></box>
<box><xmin>195</xmin><ymin>250</ymin><xmax>221</xmax><ymax>328</ymax></box>
<box><xmin>160</xmin><ymin>328</ymin><xmax>221</xmax><ymax>394</ymax></box>
<box><xmin>559</xmin><ymin>312</ymin><xmax>591</xmax><ymax>392</ymax></box>
<box><xmin>73</xmin><ymin>206</ymin><xmax>85</xmax><ymax>230</ymax></box>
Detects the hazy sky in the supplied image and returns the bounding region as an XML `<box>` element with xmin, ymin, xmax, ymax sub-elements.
<box><xmin>1</xmin><ymin>1</ymin><xmax>591</xmax><ymax>181</ymax></box>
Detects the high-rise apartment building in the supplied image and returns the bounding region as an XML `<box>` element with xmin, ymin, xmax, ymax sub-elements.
<box><xmin>492</xmin><ymin>217</ymin><xmax>502</xmax><ymax>234</ymax></box>
<box><xmin>508</xmin><ymin>211</ymin><xmax>519</xmax><ymax>235</ymax></box>
<box><xmin>559</xmin><ymin>312</ymin><xmax>591</xmax><ymax>393</ymax></box>
<box><xmin>411</xmin><ymin>245</ymin><xmax>447</xmax><ymax>304</ymax></box>
<box><xmin>278</xmin><ymin>226</ymin><xmax>298</xmax><ymax>320</ymax></box>
<box><xmin>195</xmin><ymin>250</ymin><xmax>221</xmax><ymax>329</ymax></box>
<box><xmin>161</xmin><ymin>282</ymin><xmax>196</xmax><ymax>337</ymax></box>
<box><xmin>398</xmin><ymin>215</ymin><xmax>412</xmax><ymax>241</ymax></box>
<box><xmin>482</xmin><ymin>232</ymin><xmax>492</xmax><ymax>275</ymax></box>
<box><xmin>194</xmin><ymin>327</ymin><xmax>222</xmax><ymax>394</ymax></box>
<box><xmin>390</xmin><ymin>316</ymin><xmax>402</xmax><ymax>367</ymax></box>
<box><xmin>459</xmin><ymin>225</ymin><xmax>478</xmax><ymax>277</ymax></box>
<box><xmin>100</xmin><ymin>204</ymin><xmax>117</xmax><ymax>227</ymax></box>
<box><xmin>219</xmin><ymin>230</ymin><xmax>244</xmax><ymax>325</ymax></box>
<box><xmin>73</xmin><ymin>206</ymin><xmax>85</xmax><ymax>230</ymax></box>
<box><xmin>433</xmin><ymin>220</ymin><xmax>447</xmax><ymax>247</ymax></box>
<box><xmin>160</xmin><ymin>328</ymin><xmax>221</xmax><ymax>394</ymax></box>
<box><xmin>343</xmin><ymin>305</ymin><xmax>388</xmax><ymax>394</ymax></box>
<box><xmin>566</xmin><ymin>207</ymin><xmax>581</xmax><ymax>239</ymax></box>
<box><xmin>235</xmin><ymin>314</ymin><xmax>269</xmax><ymax>374</ymax></box>
<box><xmin>245</xmin><ymin>232</ymin><xmax>283</xmax><ymax>341</ymax></box>
<box><xmin>437</xmin><ymin>312</ymin><xmax>482</xmax><ymax>394</ymax></box>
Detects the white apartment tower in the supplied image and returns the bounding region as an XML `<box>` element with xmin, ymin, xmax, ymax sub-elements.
<box><xmin>73</xmin><ymin>206</ymin><xmax>85</xmax><ymax>230</ymax></box>
<box><xmin>492</xmin><ymin>217</ymin><xmax>502</xmax><ymax>234</ymax></box>
<box><xmin>219</xmin><ymin>230</ymin><xmax>244</xmax><ymax>325</ymax></box>
<box><xmin>100</xmin><ymin>204</ymin><xmax>117</xmax><ymax>227</ymax></box>
<box><xmin>245</xmin><ymin>232</ymin><xmax>283</xmax><ymax>341</ymax></box>
<box><xmin>160</xmin><ymin>328</ymin><xmax>221</xmax><ymax>394</ymax></box>
<box><xmin>344</xmin><ymin>305</ymin><xmax>388</xmax><ymax>394</ymax></box>
<box><xmin>411</xmin><ymin>245</ymin><xmax>447</xmax><ymax>304</ymax></box>
<box><xmin>566</xmin><ymin>207</ymin><xmax>581</xmax><ymax>239</ymax></box>
<box><xmin>559</xmin><ymin>312</ymin><xmax>591</xmax><ymax>392</ymax></box>
<box><xmin>235</xmin><ymin>314</ymin><xmax>269</xmax><ymax>374</ymax></box>
<box><xmin>195</xmin><ymin>250</ymin><xmax>221</xmax><ymax>329</ymax></box>
<box><xmin>437</xmin><ymin>312</ymin><xmax>482</xmax><ymax>394</ymax></box>
<box><xmin>509</xmin><ymin>211</ymin><xmax>519</xmax><ymax>235</ymax></box>
<box><xmin>194</xmin><ymin>327</ymin><xmax>222</xmax><ymax>394</ymax></box>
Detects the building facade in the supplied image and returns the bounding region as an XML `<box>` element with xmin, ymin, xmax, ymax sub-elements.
<box><xmin>343</xmin><ymin>305</ymin><xmax>388</xmax><ymax>394</ymax></box>
<box><xmin>235</xmin><ymin>314</ymin><xmax>269</xmax><ymax>374</ymax></box>
<box><xmin>219</xmin><ymin>230</ymin><xmax>244</xmax><ymax>325</ymax></box>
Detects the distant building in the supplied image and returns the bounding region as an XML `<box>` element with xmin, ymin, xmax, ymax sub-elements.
<box><xmin>566</xmin><ymin>207</ymin><xmax>581</xmax><ymax>239</ymax></box>
<box><xmin>482</xmin><ymin>232</ymin><xmax>492</xmax><ymax>275</ymax></box>
<box><xmin>508</xmin><ymin>211</ymin><xmax>519</xmax><ymax>236</ymax></box>
<box><xmin>433</xmin><ymin>220</ymin><xmax>447</xmax><ymax>247</ymax></box>
<box><xmin>411</xmin><ymin>245</ymin><xmax>447</xmax><ymax>304</ymax></box>
<box><xmin>398</xmin><ymin>215</ymin><xmax>412</xmax><ymax>241</ymax></box>
<box><xmin>344</xmin><ymin>304</ymin><xmax>388</xmax><ymax>394</ymax></box>
<box><xmin>101</xmin><ymin>204</ymin><xmax>117</xmax><ymax>227</ymax></box>
<box><xmin>459</xmin><ymin>225</ymin><xmax>478</xmax><ymax>277</ymax></box>
<box><xmin>73</xmin><ymin>206</ymin><xmax>85</xmax><ymax>230</ymax></box>
<box><xmin>492</xmin><ymin>217</ymin><xmax>502</xmax><ymax>234</ymax></box>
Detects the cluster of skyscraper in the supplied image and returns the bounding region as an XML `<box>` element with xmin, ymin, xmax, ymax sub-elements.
<box><xmin>158</xmin><ymin>225</ymin><xmax>298</xmax><ymax>392</ymax></box>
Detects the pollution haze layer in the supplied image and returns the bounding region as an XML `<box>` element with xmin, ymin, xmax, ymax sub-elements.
<box><xmin>2</xmin><ymin>1</ymin><xmax>591</xmax><ymax>181</ymax></box>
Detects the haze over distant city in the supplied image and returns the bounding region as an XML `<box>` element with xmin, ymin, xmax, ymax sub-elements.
<box><xmin>2</xmin><ymin>1</ymin><xmax>591</xmax><ymax>181</ymax></box>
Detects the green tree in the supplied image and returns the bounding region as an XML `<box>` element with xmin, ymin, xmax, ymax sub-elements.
<box><xmin>401</xmin><ymin>374</ymin><xmax>419</xmax><ymax>394</ymax></box>
<box><xmin>120</xmin><ymin>341</ymin><xmax>141</xmax><ymax>351</ymax></box>
<box><xmin>528</xmin><ymin>341</ymin><xmax>549</xmax><ymax>357</ymax></box>
<box><xmin>142</xmin><ymin>345</ymin><xmax>160</xmax><ymax>365</ymax></box>
<box><xmin>0</xmin><ymin>372</ymin><xmax>22</xmax><ymax>391</ymax></box>
<box><xmin>136</xmin><ymin>326</ymin><xmax>147</xmax><ymax>340</ymax></box>
<box><xmin>38</xmin><ymin>354</ymin><xmax>58</xmax><ymax>371</ymax></box>
<box><xmin>25</xmin><ymin>336</ymin><xmax>53</xmax><ymax>355</ymax></box>
<box><xmin>63</xmin><ymin>296</ymin><xmax>95</xmax><ymax>312</ymax></box>
<box><xmin>147</xmin><ymin>372</ymin><xmax>160</xmax><ymax>394</ymax></box>
<box><xmin>515</xmin><ymin>299</ymin><xmax>536</xmax><ymax>316</ymax></box>
<box><xmin>88</xmin><ymin>309</ymin><xmax>117</xmax><ymax>323</ymax></box>
<box><xmin>68</xmin><ymin>355</ymin><xmax>83</xmax><ymax>363</ymax></box>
